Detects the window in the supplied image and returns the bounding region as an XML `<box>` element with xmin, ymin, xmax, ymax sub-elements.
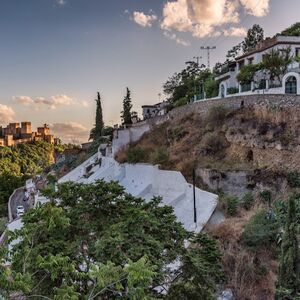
<box><xmin>285</xmin><ymin>76</ymin><xmax>297</xmax><ymax>94</ymax></box>
<box><xmin>238</xmin><ymin>60</ymin><xmax>245</xmax><ymax>69</ymax></box>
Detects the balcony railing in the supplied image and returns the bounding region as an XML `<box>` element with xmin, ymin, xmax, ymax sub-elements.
<box><xmin>241</xmin><ymin>83</ymin><xmax>252</xmax><ymax>92</ymax></box>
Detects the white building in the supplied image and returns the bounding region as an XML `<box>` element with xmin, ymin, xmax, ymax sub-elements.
<box><xmin>142</xmin><ymin>101</ymin><xmax>168</xmax><ymax>120</ymax></box>
<box><xmin>215</xmin><ymin>35</ymin><xmax>300</xmax><ymax>98</ymax></box>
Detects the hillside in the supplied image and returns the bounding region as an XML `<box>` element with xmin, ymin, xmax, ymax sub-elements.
<box><xmin>0</xmin><ymin>141</ymin><xmax>55</xmax><ymax>219</ymax></box>
<box><xmin>116</xmin><ymin>103</ymin><xmax>300</xmax><ymax>299</ymax></box>
<box><xmin>116</xmin><ymin>104</ymin><xmax>300</xmax><ymax>193</ymax></box>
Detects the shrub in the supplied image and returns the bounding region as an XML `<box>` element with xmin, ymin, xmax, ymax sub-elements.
<box><xmin>236</xmin><ymin>63</ymin><xmax>263</xmax><ymax>85</ymax></box>
<box><xmin>174</xmin><ymin>97</ymin><xmax>188</xmax><ymax>107</ymax></box>
<box><xmin>242</xmin><ymin>209</ymin><xmax>279</xmax><ymax>248</ymax></box>
<box><xmin>226</xmin><ymin>196</ymin><xmax>239</xmax><ymax>216</ymax></box>
<box><xmin>0</xmin><ymin>217</ymin><xmax>7</xmax><ymax>235</ymax></box>
<box><xmin>200</xmin><ymin>132</ymin><xmax>228</xmax><ymax>155</ymax></box>
<box><xmin>287</xmin><ymin>171</ymin><xmax>300</xmax><ymax>188</ymax></box>
<box><xmin>260</xmin><ymin>190</ymin><xmax>272</xmax><ymax>204</ymax></box>
<box><xmin>242</xmin><ymin>192</ymin><xmax>254</xmax><ymax>210</ymax></box>
<box><xmin>127</xmin><ymin>147</ymin><xmax>150</xmax><ymax>163</ymax></box>
<box><xmin>205</xmin><ymin>78</ymin><xmax>219</xmax><ymax>99</ymax></box>
<box><xmin>206</xmin><ymin>105</ymin><xmax>231</xmax><ymax>128</ymax></box>
<box><xmin>151</xmin><ymin>147</ymin><xmax>170</xmax><ymax>165</ymax></box>
<box><xmin>227</xmin><ymin>87</ymin><xmax>239</xmax><ymax>94</ymax></box>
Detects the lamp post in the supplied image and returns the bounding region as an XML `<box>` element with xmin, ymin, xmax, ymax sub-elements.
<box><xmin>193</xmin><ymin>168</ymin><xmax>197</xmax><ymax>224</ymax></box>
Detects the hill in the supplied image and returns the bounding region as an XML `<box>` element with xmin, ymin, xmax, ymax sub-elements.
<box><xmin>0</xmin><ymin>141</ymin><xmax>55</xmax><ymax>218</ymax></box>
<box><xmin>116</xmin><ymin>102</ymin><xmax>300</xmax><ymax>299</ymax></box>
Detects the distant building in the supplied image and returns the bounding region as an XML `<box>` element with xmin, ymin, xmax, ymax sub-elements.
<box><xmin>0</xmin><ymin>122</ymin><xmax>58</xmax><ymax>147</ymax></box>
<box><xmin>142</xmin><ymin>101</ymin><xmax>168</xmax><ymax>120</ymax></box>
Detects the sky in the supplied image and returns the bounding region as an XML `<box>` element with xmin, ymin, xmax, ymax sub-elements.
<box><xmin>0</xmin><ymin>0</ymin><xmax>299</xmax><ymax>143</ymax></box>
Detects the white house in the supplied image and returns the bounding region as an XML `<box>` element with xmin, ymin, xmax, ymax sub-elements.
<box><xmin>215</xmin><ymin>35</ymin><xmax>300</xmax><ymax>98</ymax></box>
<box><xmin>142</xmin><ymin>101</ymin><xmax>168</xmax><ymax>120</ymax></box>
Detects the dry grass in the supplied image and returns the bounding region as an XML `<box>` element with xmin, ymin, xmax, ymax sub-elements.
<box><xmin>208</xmin><ymin>211</ymin><xmax>277</xmax><ymax>300</ymax></box>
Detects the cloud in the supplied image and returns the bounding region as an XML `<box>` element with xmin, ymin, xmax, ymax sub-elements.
<box><xmin>50</xmin><ymin>122</ymin><xmax>90</xmax><ymax>144</ymax></box>
<box><xmin>132</xmin><ymin>11</ymin><xmax>157</xmax><ymax>27</ymax></box>
<box><xmin>81</xmin><ymin>100</ymin><xmax>89</xmax><ymax>107</ymax></box>
<box><xmin>223</xmin><ymin>26</ymin><xmax>247</xmax><ymax>37</ymax></box>
<box><xmin>159</xmin><ymin>0</ymin><xmax>269</xmax><ymax>39</ymax></box>
<box><xmin>14</xmin><ymin>94</ymin><xmax>74</xmax><ymax>109</ymax></box>
<box><xmin>240</xmin><ymin>0</ymin><xmax>269</xmax><ymax>17</ymax></box>
<box><xmin>0</xmin><ymin>104</ymin><xmax>16</xmax><ymax>124</ymax></box>
<box><xmin>56</xmin><ymin>0</ymin><xmax>66</xmax><ymax>6</ymax></box>
<box><xmin>163</xmin><ymin>31</ymin><xmax>191</xmax><ymax>46</ymax></box>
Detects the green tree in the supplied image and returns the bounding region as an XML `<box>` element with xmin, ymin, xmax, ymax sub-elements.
<box><xmin>276</xmin><ymin>195</ymin><xmax>300</xmax><ymax>299</ymax></box>
<box><xmin>89</xmin><ymin>92</ymin><xmax>104</xmax><ymax>141</ymax></box>
<box><xmin>121</xmin><ymin>87</ymin><xmax>133</xmax><ymax>125</ymax></box>
<box><xmin>163</xmin><ymin>61</ymin><xmax>211</xmax><ymax>106</ymax></box>
<box><xmin>262</xmin><ymin>47</ymin><xmax>293</xmax><ymax>81</ymax></box>
<box><xmin>167</xmin><ymin>234</ymin><xmax>224</xmax><ymax>300</ymax></box>
<box><xmin>242</xmin><ymin>24</ymin><xmax>264</xmax><ymax>54</ymax></box>
<box><xmin>281</xmin><ymin>22</ymin><xmax>300</xmax><ymax>36</ymax></box>
<box><xmin>2</xmin><ymin>180</ymin><xmax>189</xmax><ymax>298</ymax></box>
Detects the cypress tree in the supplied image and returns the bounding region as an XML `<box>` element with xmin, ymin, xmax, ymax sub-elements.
<box><xmin>89</xmin><ymin>92</ymin><xmax>104</xmax><ymax>141</ymax></box>
<box><xmin>276</xmin><ymin>195</ymin><xmax>300</xmax><ymax>299</ymax></box>
<box><xmin>121</xmin><ymin>87</ymin><xmax>133</xmax><ymax>125</ymax></box>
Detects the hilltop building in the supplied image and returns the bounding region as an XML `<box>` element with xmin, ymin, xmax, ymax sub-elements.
<box><xmin>0</xmin><ymin>122</ymin><xmax>59</xmax><ymax>147</ymax></box>
<box><xmin>214</xmin><ymin>35</ymin><xmax>300</xmax><ymax>99</ymax></box>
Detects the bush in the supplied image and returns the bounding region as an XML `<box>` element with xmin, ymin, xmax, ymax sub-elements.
<box><xmin>205</xmin><ymin>78</ymin><xmax>219</xmax><ymax>99</ymax></box>
<box><xmin>287</xmin><ymin>171</ymin><xmax>300</xmax><ymax>188</ymax></box>
<box><xmin>200</xmin><ymin>132</ymin><xmax>228</xmax><ymax>155</ymax></box>
<box><xmin>242</xmin><ymin>209</ymin><xmax>279</xmax><ymax>248</ymax></box>
<box><xmin>226</xmin><ymin>196</ymin><xmax>239</xmax><ymax>216</ymax></box>
<box><xmin>127</xmin><ymin>147</ymin><xmax>150</xmax><ymax>163</ymax></box>
<box><xmin>206</xmin><ymin>105</ymin><xmax>231</xmax><ymax>128</ymax></box>
<box><xmin>242</xmin><ymin>192</ymin><xmax>254</xmax><ymax>210</ymax></box>
<box><xmin>151</xmin><ymin>147</ymin><xmax>170</xmax><ymax>165</ymax></box>
<box><xmin>174</xmin><ymin>97</ymin><xmax>188</xmax><ymax>107</ymax></box>
<box><xmin>260</xmin><ymin>190</ymin><xmax>272</xmax><ymax>204</ymax></box>
<box><xmin>0</xmin><ymin>217</ymin><xmax>7</xmax><ymax>235</ymax></box>
<box><xmin>227</xmin><ymin>87</ymin><xmax>239</xmax><ymax>95</ymax></box>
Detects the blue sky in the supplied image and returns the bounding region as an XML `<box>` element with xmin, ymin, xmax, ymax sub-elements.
<box><xmin>0</xmin><ymin>0</ymin><xmax>299</xmax><ymax>142</ymax></box>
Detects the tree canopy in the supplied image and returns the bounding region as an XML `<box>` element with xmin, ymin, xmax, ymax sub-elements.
<box><xmin>0</xmin><ymin>141</ymin><xmax>55</xmax><ymax>217</ymax></box>
<box><xmin>1</xmin><ymin>180</ymin><xmax>223</xmax><ymax>299</ymax></box>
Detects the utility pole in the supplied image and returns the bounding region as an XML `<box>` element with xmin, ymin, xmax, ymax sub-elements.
<box><xmin>193</xmin><ymin>168</ymin><xmax>197</xmax><ymax>225</ymax></box>
<box><xmin>201</xmin><ymin>46</ymin><xmax>216</xmax><ymax>69</ymax></box>
<box><xmin>193</xmin><ymin>56</ymin><xmax>202</xmax><ymax>67</ymax></box>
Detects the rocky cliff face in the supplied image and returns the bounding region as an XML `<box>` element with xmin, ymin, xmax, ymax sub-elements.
<box><xmin>116</xmin><ymin>104</ymin><xmax>299</xmax><ymax>196</ymax></box>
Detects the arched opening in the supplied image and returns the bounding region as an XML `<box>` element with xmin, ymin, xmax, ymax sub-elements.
<box><xmin>285</xmin><ymin>76</ymin><xmax>297</xmax><ymax>94</ymax></box>
<box><xmin>220</xmin><ymin>84</ymin><xmax>225</xmax><ymax>98</ymax></box>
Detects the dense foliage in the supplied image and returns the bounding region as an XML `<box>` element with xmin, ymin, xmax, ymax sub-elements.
<box><xmin>242</xmin><ymin>209</ymin><xmax>279</xmax><ymax>248</ymax></box>
<box><xmin>276</xmin><ymin>195</ymin><xmax>300</xmax><ymax>299</ymax></box>
<box><xmin>0</xmin><ymin>141</ymin><xmax>54</xmax><ymax>217</ymax></box>
<box><xmin>281</xmin><ymin>22</ymin><xmax>300</xmax><ymax>36</ymax></box>
<box><xmin>1</xmin><ymin>180</ymin><xmax>223</xmax><ymax>299</ymax></box>
<box><xmin>163</xmin><ymin>61</ymin><xmax>215</xmax><ymax>106</ymax></box>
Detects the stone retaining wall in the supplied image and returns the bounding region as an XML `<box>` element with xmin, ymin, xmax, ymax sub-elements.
<box><xmin>166</xmin><ymin>94</ymin><xmax>300</xmax><ymax>122</ymax></box>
